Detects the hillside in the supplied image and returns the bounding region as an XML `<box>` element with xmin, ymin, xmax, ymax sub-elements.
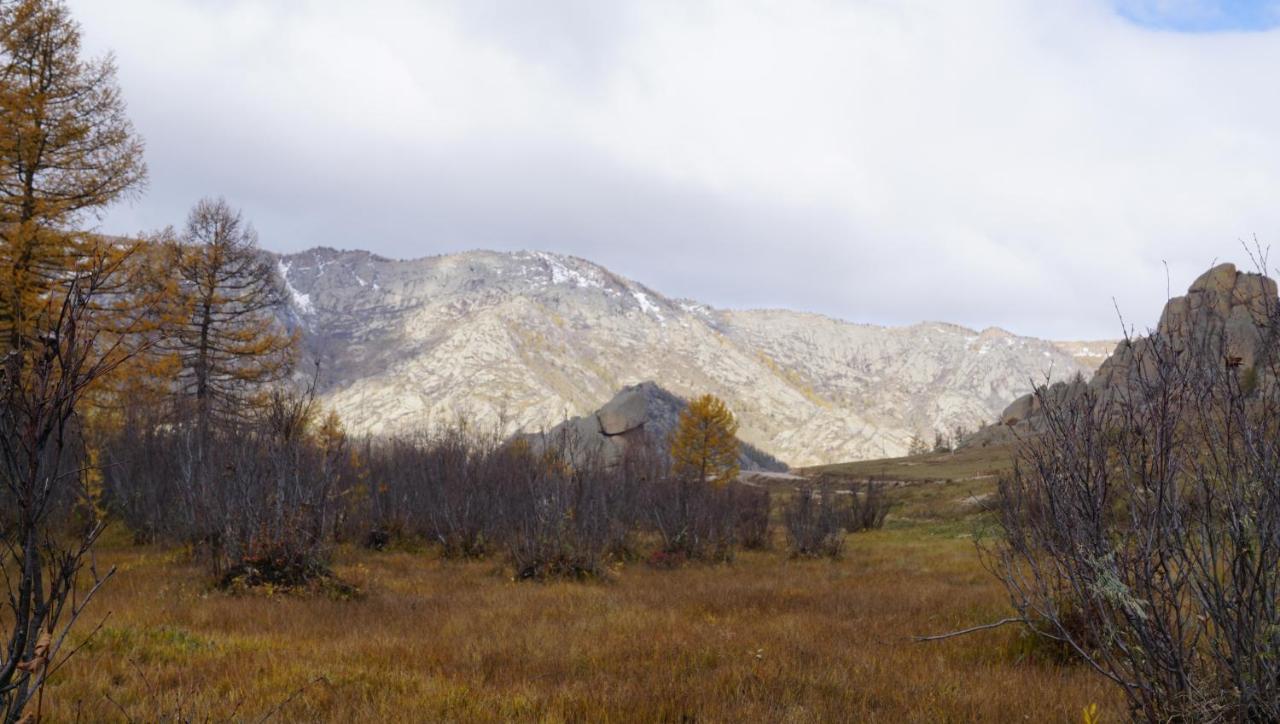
<box><xmin>806</xmin><ymin>444</ymin><xmax>1016</xmax><ymax>483</ymax></box>
<box><xmin>278</xmin><ymin>247</ymin><xmax>1098</xmax><ymax>466</ymax></box>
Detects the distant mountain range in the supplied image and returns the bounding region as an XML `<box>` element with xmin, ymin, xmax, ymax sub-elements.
<box><xmin>275</xmin><ymin>247</ymin><xmax>1108</xmax><ymax>467</ymax></box>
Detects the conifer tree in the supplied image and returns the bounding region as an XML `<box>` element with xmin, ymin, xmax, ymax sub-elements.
<box><xmin>0</xmin><ymin>1</ymin><xmax>148</xmax><ymax>718</ymax></box>
<box><xmin>670</xmin><ymin>394</ymin><xmax>740</xmax><ymax>486</ymax></box>
<box><xmin>164</xmin><ymin>197</ymin><xmax>296</xmax><ymax>429</ymax></box>
<box><xmin>0</xmin><ymin>0</ymin><xmax>146</xmax><ymax>364</ymax></box>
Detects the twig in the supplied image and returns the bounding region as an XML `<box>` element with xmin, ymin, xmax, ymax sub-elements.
<box><xmin>103</xmin><ymin>690</ymin><xmax>136</xmax><ymax>724</ymax></box>
<box><xmin>913</xmin><ymin>617</ymin><xmax>1024</xmax><ymax>642</ymax></box>
<box><xmin>254</xmin><ymin>675</ymin><xmax>330</xmax><ymax>723</ymax></box>
<box><xmin>44</xmin><ymin>612</ymin><xmax>112</xmax><ymax>681</ymax></box>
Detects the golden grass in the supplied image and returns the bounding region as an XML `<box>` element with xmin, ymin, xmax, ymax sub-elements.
<box><xmin>29</xmin><ymin>522</ymin><xmax>1122</xmax><ymax>723</ymax></box>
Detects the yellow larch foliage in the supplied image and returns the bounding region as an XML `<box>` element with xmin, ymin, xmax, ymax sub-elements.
<box><xmin>0</xmin><ymin>0</ymin><xmax>147</xmax><ymax>373</ymax></box>
<box><xmin>161</xmin><ymin>198</ymin><xmax>298</xmax><ymax>427</ymax></box>
<box><xmin>670</xmin><ymin>393</ymin><xmax>740</xmax><ymax>487</ymax></box>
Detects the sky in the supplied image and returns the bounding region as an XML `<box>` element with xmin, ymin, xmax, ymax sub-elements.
<box><xmin>64</xmin><ymin>0</ymin><xmax>1280</xmax><ymax>340</ymax></box>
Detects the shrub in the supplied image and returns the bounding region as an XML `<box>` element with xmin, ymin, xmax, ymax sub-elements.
<box><xmin>103</xmin><ymin>401</ymin><xmax>788</xmax><ymax>582</ymax></box>
<box><xmin>986</xmin><ymin>308</ymin><xmax>1280</xmax><ymax>722</ymax></box>
<box><xmin>784</xmin><ymin>485</ymin><xmax>845</xmax><ymax>558</ymax></box>
<box><xmin>845</xmin><ymin>480</ymin><xmax>889</xmax><ymax>531</ymax></box>
<box><xmin>732</xmin><ymin>484</ymin><xmax>772</xmax><ymax>549</ymax></box>
<box><xmin>499</xmin><ymin>446</ymin><xmax>620</xmax><ymax>581</ymax></box>
<box><xmin>103</xmin><ymin>386</ymin><xmax>350</xmax><ymax>588</ymax></box>
<box><xmin>358</xmin><ymin>429</ymin><xmax>503</xmax><ymax>557</ymax></box>
<box><xmin>647</xmin><ymin>476</ymin><xmax>739</xmax><ymax>562</ymax></box>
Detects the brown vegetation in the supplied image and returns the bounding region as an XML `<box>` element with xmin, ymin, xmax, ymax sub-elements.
<box><xmin>1</xmin><ymin>1</ymin><xmax>1267</xmax><ymax>720</ymax></box>
<box><xmin>988</xmin><ymin>288</ymin><xmax>1280</xmax><ymax>722</ymax></box>
<box><xmin>29</xmin><ymin>525</ymin><xmax>1120</xmax><ymax>722</ymax></box>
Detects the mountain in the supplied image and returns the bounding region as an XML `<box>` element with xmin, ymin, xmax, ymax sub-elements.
<box><xmin>1050</xmin><ymin>340</ymin><xmax>1118</xmax><ymax>370</ymax></box>
<box><xmin>276</xmin><ymin>246</ymin><xmax>1097</xmax><ymax>467</ymax></box>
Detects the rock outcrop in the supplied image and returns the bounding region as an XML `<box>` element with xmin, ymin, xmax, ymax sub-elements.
<box><xmin>538</xmin><ymin>382</ymin><xmax>789</xmax><ymax>471</ymax></box>
<box><xmin>1095</xmin><ymin>263</ymin><xmax>1274</xmax><ymax>391</ymax></box>
<box><xmin>970</xmin><ymin>263</ymin><xmax>1277</xmax><ymax>447</ymax></box>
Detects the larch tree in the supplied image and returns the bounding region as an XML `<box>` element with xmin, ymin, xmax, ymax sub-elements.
<box><xmin>0</xmin><ymin>0</ymin><xmax>148</xmax><ymax>720</ymax></box>
<box><xmin>670</xmin><ymin>394</ymin><xmax>741</xmax><ymax>487</ymax></box>
<box><xmin>0</xmin><ymin>0</ymin><xmax>145</xmax><ymax>359</ymax></box>
<box><xmin>164</xmin><ymin>197</ymin><xmax>297</xmax><ymax>431</ymax></box>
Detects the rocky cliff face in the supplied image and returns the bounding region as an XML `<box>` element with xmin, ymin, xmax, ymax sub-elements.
<box><xmin>981</xmin><ymin>263</ymin><xmax>1277</xmax><ymax>442</ymax></box>
<box><xmin>1101</xmin><ymin>262</ymin><xmax>1276</xmax><ymax>384</ymax></box>
<box><xmin>277</xmin><ymin>247</ymin><xmax>1095</xmax><ymax>466</ymax></box>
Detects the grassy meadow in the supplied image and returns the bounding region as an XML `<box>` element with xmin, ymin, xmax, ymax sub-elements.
<box><xmin>26</xmin><ymin>461</ymin><xmax>1125</xmax><ymax>723</ymax></box>
<box><xmin>805</xmin><ymin>443</ymin><xmax>1016</xmax><ymax>483</ymax></box>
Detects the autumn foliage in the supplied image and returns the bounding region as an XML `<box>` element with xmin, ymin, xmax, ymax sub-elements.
<box><xmin>669</xmin><ymin>393</ymin><xmax>740</xmax><ymax>486</ymax></box>
<box><xmin>0</xmin><ymin>0</ymin><xmax>149</xmax><ymax>719</ymax></box>
<box><xmin>164</xmin><ymin>197</ymin><xmax>297</xmax><ymax>429</ymax></box>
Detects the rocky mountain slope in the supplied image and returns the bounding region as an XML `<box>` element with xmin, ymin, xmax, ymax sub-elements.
<box><xmin>1050</xmin><ymin>340</ymin><xmax>1118</xmax><ymax>370</ymax></box>
<box><xmin>277</xmin><ymin>247</ymin><xmax>1097</xmax><ymax>466</ymax></box>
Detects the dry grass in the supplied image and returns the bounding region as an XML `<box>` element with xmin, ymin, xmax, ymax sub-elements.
<box><xmin>26</xmin><ymin>521</ymin><xmax>1121</xmax><ymax>723</ymax></box>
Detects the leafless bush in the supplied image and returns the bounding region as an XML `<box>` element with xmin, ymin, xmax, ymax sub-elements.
<box><xmin>499</xmin><ymin>432</ymin><xmax>659</xmax><ymax>579</ymax></box>
<box><xmin>1</xmin><ymin>249</ymin><xmax>146</xmax><ymax>721</ymax></box>
<box><xmin>103</xmin><ymin>404</ymin><xmax>773</xmax><ymax>582</ymax></box>
<box><xmin>99</xmin><ymin>407</ymin><xmax>184</xmax><ymax>544</ymax></box>
<box><xmin>357</xmin><ymin>428</ymin><xmax>504</xmax><ymax>557</ymax></box>
<box><xmin>784</xmin><ymin>484</ymin><xmax>845</xmax><ymax>558</ymax></box>
<box><xmin>845</xmin><ymin>480</ymin><xmax>889</xmax><ymax>532</ymax></box>
<box><xmin>647</xmin><ymin>476</ymin><xmax>740</xmax><ymax>562</ymax></box>
<box><xmin>500</xmin><ymin>450</ymin><xmax>615</xmax><ymax>581</ymax></box>
<box><xmin>102</xmin><ymin>384</ymin><xmax>351</xmax><ymax>590</ymax></box>
<box><xmin>732</xmin><ymin>484</ymin><xmax>772</xmax><ymax>549</ymax></box>
<box><xmin>211</xmin><ymin>388</ymin><xmax>349</xmax><ymax>589</ymax></box>
<box><xmin>352</xmin><ymin>426</ymin><xmax>650</xmax><ymax>577</ymax></box>
<box><xmin>353</xmin><ymin>436</ymin><xmax>424</xmax><ymax>547</ymax></box>
<box><xmin>986</xmin><ymin>290</ymin><xmax>1280</xmax><ymax>721</ymax></box>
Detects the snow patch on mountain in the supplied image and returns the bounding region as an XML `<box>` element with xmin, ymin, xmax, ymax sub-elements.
<box><xmin>277</xmin><ymin>260</ymin><xmax>314</xmax><ymax>315</ymax></box>
<box><xmin>276</xmin><ymin>247</ymin><xmax>1102</xmax><ymax>466</ymax></box>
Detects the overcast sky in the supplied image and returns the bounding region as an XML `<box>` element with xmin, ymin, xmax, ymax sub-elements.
<box><xmin>65</xmin><ymin>0</ymin><xmax>1280</xmax><ymax>339</ymax></box>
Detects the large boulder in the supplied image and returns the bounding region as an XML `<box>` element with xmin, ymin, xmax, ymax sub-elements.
<box><xmin>1225</xmin><ymin>305</ymin><xmax>1264</xmax><ymax>369</ymax></box>
<box><xmin>1188</xmin><ymin>262</ymin><xmax>1237</xmax><ymax>296</ymax></box>
<box><xmin>531</xmin><ymin>382</ymin><xmax>788</xmax><ymax>472</ymax></box>
<box><xmin>1001</xmin><ymin>393</ymin><xmax>1035</xmax><ymax>425</ymax></box>
<box><xmin>596</xmin><ymin>386</ymin><xmax>651</xmax><ymax>435</ymax></box>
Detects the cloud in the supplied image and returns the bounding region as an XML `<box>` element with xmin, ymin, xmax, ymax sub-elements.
<box><xmin>66</xmin><ymin>0</ymin><xmax>1280</xmax><ymax>338</ymax></box>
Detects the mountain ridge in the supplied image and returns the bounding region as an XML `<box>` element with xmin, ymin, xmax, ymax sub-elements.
<box><xmin>275</xmin><ymin>246</ymin><xmax>1103</xmax><ymax>466</ymax></box>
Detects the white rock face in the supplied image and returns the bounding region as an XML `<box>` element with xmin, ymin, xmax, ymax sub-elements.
<box><xmin>278</xmin><ymin>247</ymin><xmax>1094</xmax><ymax>467</ymax></box>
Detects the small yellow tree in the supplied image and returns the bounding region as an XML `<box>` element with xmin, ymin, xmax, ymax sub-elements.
<box><xmin>670</xmin><ymin>394</ymin><xmax>740</xmax><ymax>486</ymax></box>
